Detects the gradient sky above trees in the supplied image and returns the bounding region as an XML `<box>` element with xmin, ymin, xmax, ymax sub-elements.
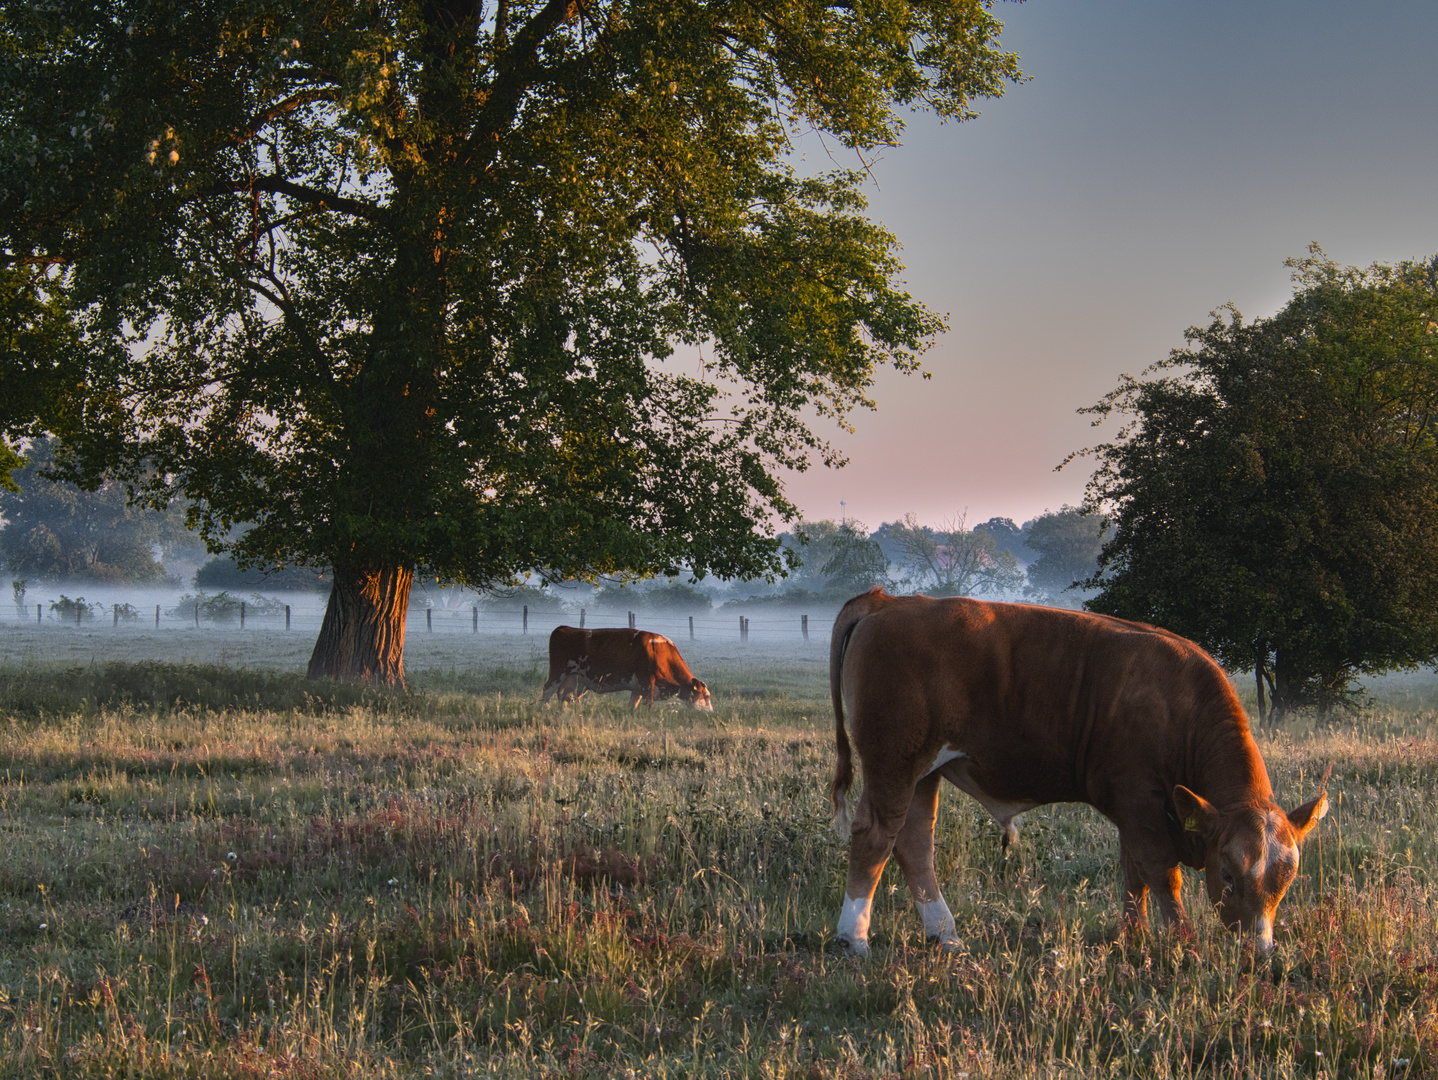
<box><xmin>780</xmin><ymin>0</ymin><xmax>1438</xmax><ymax>529</ymax></box>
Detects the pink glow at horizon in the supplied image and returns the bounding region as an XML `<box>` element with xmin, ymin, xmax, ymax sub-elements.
<box><xmin>776</xmin><ymin>0</ymin><xmax>1438</xmax><ymax>531</ymax></box>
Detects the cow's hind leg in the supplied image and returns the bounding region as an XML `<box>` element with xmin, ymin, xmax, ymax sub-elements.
<box><xmin>891</xmin><ymin>772</ymin><xmax>959</xmax><ymax>951</ymax></box>
<box><xmin>835</xmin><ymin>782</ymin><xmax>918</xmax><ymax>957</ymax></box>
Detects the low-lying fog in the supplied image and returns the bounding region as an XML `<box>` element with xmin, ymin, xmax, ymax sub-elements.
<box><xmin>0</xmin><ymin>578</ymin><xmax>836</xmax><ymax>675</ymax></box>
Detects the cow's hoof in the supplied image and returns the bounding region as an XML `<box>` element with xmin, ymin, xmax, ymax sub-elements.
<box><xmin>833</xmin><ymin>936</ymin><xmax>869</xmax><ymax>958</ymax></box>
<box><xmin>927</xmin><ymin>936</ymin><xmax>962</xmax><ymax>955</ymax></box>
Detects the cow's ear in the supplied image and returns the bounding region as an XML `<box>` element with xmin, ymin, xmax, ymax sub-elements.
<box><xmin>1286</xmin><ymin>791</ymin><xmax>1329</xmax><ymax>842</ymax></box>
<box><xmin>1173</xmin><ymin>785</ymin><xmax>1217</xmax><ymax>840</ymax></box>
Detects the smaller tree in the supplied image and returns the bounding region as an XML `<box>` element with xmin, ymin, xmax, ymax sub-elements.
<box><xmin>1023</xmin><ymin>507</ymin><xmax>1110</xmax><ymax>605</ymax></box>
<box><xmin>1077</xmin><ymin>248</ymin><xmax>1438</xmax><ymax>715</ymax></box>
<box><xmin>888</xmin><ymin>513</ymin><xmax>1023</xmax><ymax>596</ymax></box>
<box><xmin>820</xmin><ymin>522</ymin><xmax>892</xmax><ymax>597</ymax></box>
<box><xmin>780</xmin><ymin>520</ymin><xmax>891</xmax><ymax>598</ymax></box>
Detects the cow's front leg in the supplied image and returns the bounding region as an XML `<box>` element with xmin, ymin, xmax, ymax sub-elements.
<box><xmin>1120</xmin><ymin>841</ymin><xmax>1186</xmax><ymax>935</ymax></box>
<box><xmin>835</xmin><ymin>788</ymin><xmax>910</xmax><ymax>958</ymax></box>
<box><xmin>891</xmin><ymin>772</ymin><xmax>959</xmax><ymax>951</ymax></box>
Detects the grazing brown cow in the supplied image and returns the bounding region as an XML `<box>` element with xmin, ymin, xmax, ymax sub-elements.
<box><xmin>830</xmin><ymin>588</ymin><xmax>1328</xmax><ymax>956</ymax></box>
<box><xmin>541</xmin><ymin>626</ymin><xmax>713</xmax><ymax>711</ymax></box>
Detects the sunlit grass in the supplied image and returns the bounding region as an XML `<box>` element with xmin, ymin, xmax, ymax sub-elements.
<box><xmin>0</xmin><ymin>646</ymin><xmax>1435</xmax><ymax>1077</ymax></box>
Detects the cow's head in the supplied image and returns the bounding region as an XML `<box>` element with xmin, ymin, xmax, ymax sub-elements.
<box><xmin>684</xmin><ymin>678</ymin><xmax>713</xmax><ymax>712</ymax></box>
<box><xmin>1174</xmin><ymin>784</ymin><xmax>1329</xmax><ymax>950</ymax></box>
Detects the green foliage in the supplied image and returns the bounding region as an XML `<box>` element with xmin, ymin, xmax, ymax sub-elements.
<box><xmin>0</xmin><ymin>441</ymin><xmax>20</xmax><ymax>494</ymax></box>
<box><xmin>0</xmin><ymin>0</ymin><xmax>1022</xmax><ymax>610</ymax></box>
<box><xmin>0</xmin><ymin>438</ymin><xmax>190</xmax><ymax>583</ymax></box>
<box><xmin>1022</xmin><ymin>505</ymin><xmax>1110</xmax><ymax>605</ymax></box>
<box><xmin>0</xmin><ymin>264</ymin><xmax>79</xmax><ymax>469</ymax></box>
<box><xmin>1079</xmin><ymin>247</ymin><xmax>1438</xmax><ymax>714</ymax></box>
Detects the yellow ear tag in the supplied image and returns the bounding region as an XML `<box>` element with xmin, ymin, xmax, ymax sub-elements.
<box><xmin>1183</xmin><ymin>815</ymin><xmax>1199</xmax><ymax>833</ymax></box>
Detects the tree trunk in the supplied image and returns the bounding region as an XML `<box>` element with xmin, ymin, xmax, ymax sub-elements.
<box><xmin>307</xmin><ymin>563</ymin><xmax>414</xmax><ymax>687</ymax></box>
<box><xmin>1271</xmin><ymin>649</ymin><xmax>1297</xmax><ymax>719</ymax></box>
<box><xmin>1254</xmin><ymin>653</ymin><xmax>1268</xmax><ymax>723</ymax></box>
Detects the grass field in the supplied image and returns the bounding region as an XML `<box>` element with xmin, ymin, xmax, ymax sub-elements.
<box><xmin>1</xmin><ymin>623</ymin><xmax>1436</xmax><ymax>1078</ymax></box>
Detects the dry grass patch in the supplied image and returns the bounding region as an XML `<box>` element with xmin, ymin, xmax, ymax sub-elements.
<box><xmin>0</xmin><ymin>657</ymin><xmax>1436</xmax><ymax>1077</ymax></box>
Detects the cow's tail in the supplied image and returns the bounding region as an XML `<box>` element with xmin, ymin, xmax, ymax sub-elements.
<box><xmin>830</xmin><ymin>587</ymin><xmax>885</xmax><ymax>837</ymax></box>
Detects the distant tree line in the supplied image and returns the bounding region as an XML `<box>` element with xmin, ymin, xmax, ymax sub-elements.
<box><xmin>720</xmin><ymin>508</ymin><xmax>1108</xmax><ymax>607</ymax></box>
<box><xmin>0</xmin><ymin>444</ymin><xmax>1108</xmax><ymax>616</ymax></box>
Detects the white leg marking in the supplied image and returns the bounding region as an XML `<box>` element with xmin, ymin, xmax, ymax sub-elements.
<box><xmin>916</xmin><ymin>898</ymin><xmax>958</xmax><ymax>949</ymax></box>
<box><xmin>836</xmin><ymin>895</ymin><xmax>872</xmax><ymax>956</ymax></box>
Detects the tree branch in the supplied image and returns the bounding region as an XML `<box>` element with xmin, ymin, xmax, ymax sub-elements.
<box><xmin>196</xmin><ymin>175</ymin><xmax>382</xmax><ymax>222</ymax></box>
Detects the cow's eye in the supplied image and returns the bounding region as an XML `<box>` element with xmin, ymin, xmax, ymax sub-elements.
<box><xmin>1220</xmin><ymin>868</ymin><xmax>1237</xmax><ymax>894</ymax></box>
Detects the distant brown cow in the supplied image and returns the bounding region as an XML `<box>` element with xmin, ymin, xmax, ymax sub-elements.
<box><xmin>542</xmin><ymin>626</ymin><xmax>713</xmax><ymax>711</ymax></box>
<box><xmin>830</xmin><ymin>588</ymin><xmax>1328</xmax><ymax>956</ymax></box>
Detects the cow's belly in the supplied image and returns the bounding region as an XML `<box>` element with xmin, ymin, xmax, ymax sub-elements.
<box><xmin>564</xmin><ymin>659</ymin><xmax>642</xmax><ymax>695</ymax></box>
<box><xmin>589</xmin><ymin>674</ymin><xmax>643</xmax><ymax>694</ymax></box>
<box><xmin>923</xmin><ymin>745</ymin><xmax>1039</xmax><ymax>829</ymax></box>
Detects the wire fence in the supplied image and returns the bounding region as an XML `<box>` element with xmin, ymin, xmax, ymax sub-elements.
<box><xmin>2</xmin><ymin>596</ymin><xmax>833</xmax><ymax>645</ymax></box>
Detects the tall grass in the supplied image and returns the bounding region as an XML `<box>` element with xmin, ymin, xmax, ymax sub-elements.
<box><xmin>0</xmin><ymin>652</ymin><xmax>1434</xmax><ymax>1077</ymax></box>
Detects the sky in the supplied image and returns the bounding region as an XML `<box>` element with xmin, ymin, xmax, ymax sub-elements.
<box><xmin>779</xmin><ymin>0</ymin><xmax>1438</xmax><ymax>532</ymax></box>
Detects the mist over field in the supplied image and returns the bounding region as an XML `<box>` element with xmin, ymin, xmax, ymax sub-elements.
<box><xmin>0</xmin><ymin>578</ymin><xmax>835</xmax><ymax>691</ymax></box>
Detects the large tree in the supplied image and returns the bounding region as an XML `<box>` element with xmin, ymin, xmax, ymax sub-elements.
<box><xmin>0</xmin><ymin>0</ymin><xmax>1021</xmax><ymax>684</ymax></box>
<box><xmin>1077</xmin><ymin>248</ymin><xmax>1438</xmax><ymax>715</ymax></box>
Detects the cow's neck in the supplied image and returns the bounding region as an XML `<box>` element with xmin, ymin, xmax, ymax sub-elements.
<box><xmin>1190</xmin><ymin>706</ymin><xmax>1274</xmax><ymax>810</ymax></box>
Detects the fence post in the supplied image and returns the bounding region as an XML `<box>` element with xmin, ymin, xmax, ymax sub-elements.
<box><xmin>36</xmin><ymin>603</ymin><xmax>41</xmax><ymax>625</ymax></box>
<box><xmin>739</xmin><ymin>615</ymin><xmax>745</xmax><ymax>642</ymax></box>
<box><xmin>286</xmin><ymin>604</ymin><xmax>291</xmax><ymax>631</ymax></box>
<box><xmin>689</xmin><ymin>614</ymin><xmax>694</xmax><ymax>640</ymax></box>
<box><xmin>628</xmin><ymin>610</ymin><xmax>635</xmax><ymax>630</ymax></box>
<box><xmin>240</xmin><ymin>601</ymin><xmax>246</xmax><ymax>630</ymax></box>
<box><xmin>523</xmin><ymin>605</ymin><xmax>529</xmax><ymax>634</ymax></box>
<box><xmin>155</xmin><ymin>604</ymin><xmax>160</xmax><ymax>628</ymax></box>
<box><xmin>427</xmin><ymin>607</ymin><xmax>432</xmax><ymax>632</ymax></box>
<box><xmin>802</xmin><ymin>614</ymin><xmax>808</xmax><ymax>642</ymax></box>
<box><xmin>472</xmin><ymin>606</ymin><xmax>478</xmax><ymax>633</ymax></box>
<box><xmin>113</xmin><ymin>605</ymin><xmax>119</xmax><ymax>627</ymax></box>
<box><xmin>580</xmin><ymin>607</ymin><xmax>585</xmax><ymax>628</ymax></box>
